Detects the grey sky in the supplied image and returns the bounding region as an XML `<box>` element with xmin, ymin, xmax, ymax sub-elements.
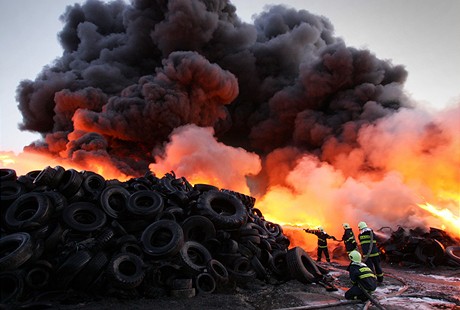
<box><xmin>1</xmin><ymin>0</ymin><xmax>459</xmax><ymax>153</ymax></box>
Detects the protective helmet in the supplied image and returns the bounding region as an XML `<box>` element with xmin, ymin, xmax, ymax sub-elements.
<box><xmin>343</xmin><ymin>223</ymin><xmax>350</xmax><ymax>229</ymax></box>
<box><xmin>317</xmin><ymin>226</ymin><xmax>324</xmax><ymax>232</ymax></box>
<box><xmin>358</xmin><ymin>221</ymin><xmax>367</xmax><ymax>230</ymax></box>
<box><xmin>349</xmin><ymin>250</ymin><xmax>362</xmax><ymax>263</ymax></box>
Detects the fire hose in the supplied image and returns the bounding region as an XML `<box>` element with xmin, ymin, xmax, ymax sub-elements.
<box><xmin>362</xmin><ymin>229</ymin><xmax>374</xmax><ymax>263</ymax></box>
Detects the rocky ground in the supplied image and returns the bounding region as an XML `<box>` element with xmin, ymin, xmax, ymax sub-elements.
<box><xmin>6</xmin><ymin>259</ymin><xmax>458</xmax><ymax>310</ymax></box>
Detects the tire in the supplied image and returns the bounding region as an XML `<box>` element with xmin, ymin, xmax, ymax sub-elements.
<box><xmin>0</xmin><ymin>271</ymin><xmax>24</xmax><ymax>303</ymax></box>
<box><xmin>4</xmin><ymin>192</ymin><xmax>53</xmax><ymax>231</ymax></box>
<box><xmin>194</xmin><ymin>272</ymin><xmax>216</xmax><ymax>294</ymax></box>
<box><xmin>269</xmin><ymin>250</ymin><xmax>289</xmax><ymax>279</ymax></box>
<box><xmin>415</xmin><ymin>239</ymin><xmax>445</xmax><ymax>266</ymax></box>
<box><xmin>62</xmin><ymin>202</ymin><xmax>107</xmax><ymax>233</ymax></box>
<box><xmin>0</xmin><ymin>232</ymin><xmax>34</xmax><ymax>271</ymax></box>
<box><xmin>177</xmin><ymin>241</ymin><xmax>212</xmax><ymax>275</ymax></box>
<box><xmin>127</xmin><ymin>190</ymin><xmax>164</xmax><ymax>219</ymax></box>
<box><xmin>58</xmin><ymin>169</ymin><xmax>84</xmax><ymax>198</ymax></box>
<box><xmin>56</xmin><ymin>250</ymin><xmax>92</xmax><ymax>288</ymax></box>
<box><xmin>107</xmin><ymin>252</ymin><xmax>145</xmax><ymax>289</ymax></box>
<box><xmin>81</xmin><ymin>172</ymin><xmax>106</xmax><ymax>201</ymax></box>
<box><xmin>206</xmin><ymin>259</ymin><xmax>229</xmax><ymax>285</ymax></box>
<box><xmin>141</xmin><ymin>220</ymin><xmax>184</xmax><ymax>258</ymax></box>
<box><xmin>446</xmin><ymin>246</ymin><xmax>460</xmax><ymax>264</ymax></box>
<box><xmin>286</xmin><ymin>247</ymin><xmax>316</xmax><ymax>284</ymax></box>
<box><xmin>0</xmin><ymin>181</ymin><xmax>26</xmax><ymax>206</ymax></box>
<box><xmin>99</xmin><ymin>185</ymin><xmax>130</xmax><ymax>218</ymax></box>
<box><xmin>181</xmin><ymin>215</ymin><xmax>216</xmax><ymax>243</ymax></box>
<box><xmin>0</xmin><ymin>168</ymin><xmax>17</xmax><ymax>182</ymax></box>
<box><xmin>196</xmin><ymin>190</ymin><xmax>248</xmax><ymax>229</ymax></box>
<box><xmin>72</xmin><ymin>251</ymin><xmax>109</xmax><ymax>291</ymax></box>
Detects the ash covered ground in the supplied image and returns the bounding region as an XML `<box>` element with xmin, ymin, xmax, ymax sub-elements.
<box><xmin>24</xmin><ymin>259</ymin><xmax>460</xmax><ymax>310</ymax></box>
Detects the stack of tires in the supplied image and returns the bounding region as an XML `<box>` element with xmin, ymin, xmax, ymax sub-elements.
<box><xmin>0</xmin><ymin>167</ymin><xmax>324</xmax><ymax>305</ymax></box>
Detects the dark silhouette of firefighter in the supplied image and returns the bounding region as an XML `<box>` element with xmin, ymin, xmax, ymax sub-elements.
<box><xmin>304</xmin><ymin>226</ymin><xmax>337</xmax><ymax>262</ymax></box>
<box><xmin>358</xmin><ymin>221</ymin><xmax>384</xmax><ymax>283</ymax></box>
<box><xmin>345</xmin><ymin>250</ymin><xmax>377</xmax><ymax>301</ymax></box>
<box><xmin>340</xmin><ymin>223</ymin><xmax>358</xmax><ymax>254</ymax></box>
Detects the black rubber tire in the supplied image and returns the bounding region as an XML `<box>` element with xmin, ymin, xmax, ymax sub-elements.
<box><xmin>415</xmin><ymin>239</ymin><xmax>445</xmax><ymax>266</ymax></box>
<box><xmin>99</xmin><ymin>185</ymin><xmax>130</xmax><ymax>218</ymax></box>
<box><xmin>62</xmin><ymin>202</ymin><xmax>107</xmax><ymax>233</ymax></box>
<box><xmin>72</xmin><ymin>251</ymin><xmax>109</xmax><ymax>291</ymax></box>
<box><xmin>56</xmin><ymin>250</ymin><xmax>92</xmax><ymax>288</ymax></box>
<box><xmin>181</xmin><ymin>215</ymin><xmax>216</xmax><ymax>243</ymax></box>
<box><xmin>194</xmin><ymin>272</ymin><xmax>216</xmax><ymax>294</ymax></box>
<box><xmin>58</xmin><ymin>169</ymin><xmax>84</xmax><ymax>198</ymax></box>
<box><xmin>33</xmin><ymin>166</ymin><xmax>56</xmax><ymax>187</ymax></box>
<box><xmin>269</xmin><ymin>250</ymin><xmax>289</xmax><ymax>279</ymax></box>
<box><xmin>107</xmin><ymin>252</ymin><xmax>145</xmax><ymax>289</ymax></box>
<box><xmin>0</xmin><ymin>232</ymin><xmax>34</xmax><ymax>271</ymax></box>
<box><xmin>220</xmin><ymin>189</ymin><xmax>256</xmax><ymax>209</ymax></box>
<box><xmin>0</xmin><ymin>168</ymin><xmax>17</xmax><ymax>182</ymax></box>
<box><xmin>177</xmin><ymin>241</ymin><xmax>212</xmax><ymax>275</ymax></box>
<box><xmin>286</xmin><ymin>247</ymin><xmax>316</xmax><ymax>284</ymax></box>
<box><xmin>141</xmin><ymin>220</ymin><xmax>184</xmax><ymax>258</ymax></box>
<box><xmin>4</xmin><ymin>192</ymin><xmax>53</xmax><ymax>231</ymax></box>
<box><xmin>81</xmin><ymin>172</ymin><xmax>106</xmax><ymax>201</ymax></box>
<box><xmin>206</xmin><ymin>259</ymin><xmax>229</xmax><ymax>285</ymax></box>
<box><xmin>196</xmin><ymin>190</ymin><xmax>248</xmax><ymax>229</ymax></box>
<box><xmin>0</xmin><ymin>181</ymin><xmax>26</xmax><ymax>205</ymax></box>
<box><xmin>25</xmin><ymin>264</ymin><xmax>52</xmax><ymax>290</ymax></box>
<box><xmin>127</xmin><ymin>190</ymin><xmax>164</xmax><ymax>219</ymax></box>
<box><xmin>0</xmin><ymin>271</ymin><xmax>24</xmax><ymax>303</ymax></box>
<box><xmin>193</xmin><ymin>184</ymin><xmax>219</xmax><ymax>192</ymax></box>
<box><xmin>446</xmin><ymin>246</ymin><xmax>460</xmax><ymax>264</ymax></box>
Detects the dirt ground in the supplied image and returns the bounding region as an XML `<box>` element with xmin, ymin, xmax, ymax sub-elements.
<box><xmin>7</xmin><ymin>259</ymin><xmax>458</xmax><ymax>310</ymax></box>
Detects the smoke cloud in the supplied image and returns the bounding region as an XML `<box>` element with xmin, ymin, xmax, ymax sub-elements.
<box><xmin>13</xmin><ymin>0</ymin><xmax>459</xmax><ymax>237</ymax></box>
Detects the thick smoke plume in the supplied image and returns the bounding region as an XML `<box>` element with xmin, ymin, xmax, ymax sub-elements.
<box><xmin>13</xmin><ymin>0</ymin><xmax>459</xmax><ymax>240</ymax></box>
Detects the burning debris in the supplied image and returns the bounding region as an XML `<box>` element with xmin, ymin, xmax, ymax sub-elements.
<box><xmin>375</xmin><ymin>226</ymin><xmax>460</xmax><ymax>268</ymax></box>
<box><xmin>0</xmin><ymin>166</ymin><xmax>338</xmax><ymax>306</ymax></box>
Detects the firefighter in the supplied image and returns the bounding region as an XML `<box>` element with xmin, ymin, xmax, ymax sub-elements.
<box><xmin>345</xmin><ymin>250</ymin><xmax>377</xmax><ymax>301</ymax></box>
<box><xmin>304</xmin><ymin>226</ymin><xmax>337</xmax><ymax>262</ymax></box>
<box><xmin>341</xmin><ymin>223</ymin><xmax>358</xmax><ymax>254</ymax></box>
<box><xmin>357</xmin><ymin>221</ymin><xmax>384</xmax><ymax>283</ymax></box>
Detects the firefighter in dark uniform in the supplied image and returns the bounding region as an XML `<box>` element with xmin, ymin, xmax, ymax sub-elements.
<box><xmin>345</xmin><ymin>250</ymin><xmax>377</xmax><ymax>301</ymax></box>
<box><xmin>304</xmin><ymin>226</ymin><xmax>337</xmax><ymax>262</ymax></box>
<box><xmin>341</xmin><ymin>223</ymin><xmax>358</xmax><ymax>254</ymax></box>
<box><xmin>358</xmin><ymin>221</ymin><xmax>384</xmax><ymax>283</ymax></box>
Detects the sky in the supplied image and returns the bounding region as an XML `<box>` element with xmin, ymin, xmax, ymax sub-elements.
<box><xmin>0</xmin><ymin>0</ymin><xmax>459</xmax><ymax>154</ymax></box>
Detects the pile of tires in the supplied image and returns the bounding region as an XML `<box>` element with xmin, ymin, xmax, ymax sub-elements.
<box><xmin>0</xmin><ymin>167</ymin><xmax>324</xmax><ymax>305</ymax></box>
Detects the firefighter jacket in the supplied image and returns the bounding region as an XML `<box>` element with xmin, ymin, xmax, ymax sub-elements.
<box><xmin>358</xmin><ymin>227</ymin><xmax>379</xmax><ymax>258</ymax></box>
<box><xmin>348</xmin><ymin>261</ymin><xmax>377</xmax><ymax>292</ymax></box>
<box><xmin>342</xmin><ymin>228</ymin><xmax>357</xmax><ymax>252</ymax></box>
<box><xmin>305</xmin><ymin>229</ymin><xmax>336</xmax><ymax>248</ymax></box>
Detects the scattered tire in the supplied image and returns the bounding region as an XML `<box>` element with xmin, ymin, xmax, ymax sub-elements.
<box><xmin>286</xmin><ymin>247</ymin><xmax>316</xmax><ymax>284</ymax></box>
<box><xmin>107</xmin><ymin>252</ymin><xmax>145</xmax><ymax>289</ymax></box>
<box><xmin>127</xmin><ymin>190</ymin><xmax>164</xmax><ymax>219</ymax></box>
<box><xmin>141</xmin><ymin>220</ymin><xmax>184</xmax><ymax>258</ymax></box>
<box><xmin>100</xmin><ymin>185</ymin><xmax>130</xmax><ymax>219</ymax></box>
<box><xmin>0</xmin><ymin>232</ymin><xmax>34</xmax><ymax>271</ymax></box>
<box><xmin>177</xmin><ymin>241</ymin><xmax>212</xmax><ymax>275</ymax></box>
<box><xmin>445</xmin><ymin>246</ymin><xmax>460</xmax><ymax>264</ymax></box>
<box><xmin>4</xmin><ymin>192</ymin><xmax>53</xmax><ymax>231</ymax></box>
<box><xmin>196</xmin><ymin>190</ymin><xmax>248</xmax><ymax>229</ymax></box>
<box><xmin>194</xmin><ymin>272</ymin><xmax>216</xmax><ymax>294</ymax></box>
<box><xmin>62</xmin><ymin>202</ymin><xmax>107</xmax><ymax>233</ymax></box>
<box><xmin>181</xmin><ymin>215</ymin><xmax>216</xmax><ymax>243</ymax></box>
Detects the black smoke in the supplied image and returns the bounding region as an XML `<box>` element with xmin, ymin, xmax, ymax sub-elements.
<box><xmin>16</xmin><ymin>0</ymin><xmax>408</xmax><ymax>177</ymax></box>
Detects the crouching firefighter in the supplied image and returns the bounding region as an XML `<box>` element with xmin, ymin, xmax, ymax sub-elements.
<box><xmin>345</xmin><ymin>250</ymin><xmax>377</xmax><ymax>302</ymax></box>
<box><xmin>304</xmin><ymin>226</ymin><xmax>337</xmax><ymax>262</ymax></box>
<box><xmin>358</xmin><ymin>221</ymin><xmax>384</xmax><ymax>283</ymax></box>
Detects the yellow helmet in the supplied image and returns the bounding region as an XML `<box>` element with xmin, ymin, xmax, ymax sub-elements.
<box><xmin>349</xmin><ymin>250</ymin><xmax>362</xmax><ymax>263</ymax></box>
<box><xmin>358</xmin><ymin>221</ymin><xmax>367</xmax><ymax>230</ymax></box>
<box><xmin>317</xmin><ymin>226</ymin><xmax>324</xmax><ymax>232</ymax></box>
<box><xmin>343</xmin><ymin>223</ymin><xmax>350</xmax><ymax>229</ymax></box>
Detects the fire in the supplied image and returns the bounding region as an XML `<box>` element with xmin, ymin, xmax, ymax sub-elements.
<box><xmin>0</xmin><ymin>150</ymin><xmax>131</xmax><ymax>181</ymax></box>
<box><xmin>417</xmin><ymin>202</ymin><xmax>460</xmax><ymax>237</ymax></box>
